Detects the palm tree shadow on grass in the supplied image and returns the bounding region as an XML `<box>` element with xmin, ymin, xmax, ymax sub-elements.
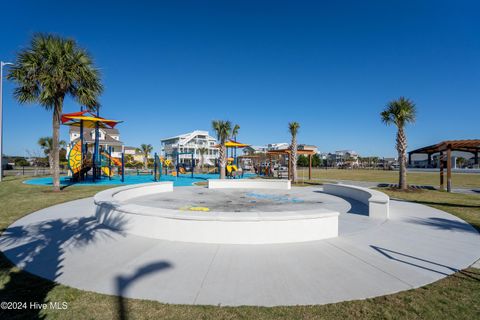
<box><xmin>0</xmin><ymin>215</ymin><xmax>126</xmax><ymax>319</ymax></box>
<box><xmin>116</xmin><ymin>261</ymin><xmax>172</xmax><ymax>320</ymax></box>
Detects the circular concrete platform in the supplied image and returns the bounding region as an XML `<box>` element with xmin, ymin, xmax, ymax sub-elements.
<box><xmin>1</xmin><ymin>186</ymin><xmax>479</xmax><ymax>306</ymax></box>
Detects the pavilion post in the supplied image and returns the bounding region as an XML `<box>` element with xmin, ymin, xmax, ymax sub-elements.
<box><xmin>475</xmin><ymin>151</ymin><xmax>479</xmax><ymax>166</ymax></box>
<box><xmin>308</xmin><ymin>154</ymin><xmax>312</xmax><ymax>180</ymax></box>
<box><xmin>408</xmin><ymin>153</ymin><xmax>412</xmax><ymax>166</ymax></box>
<box><xmin>439</xmin><ymin>151</ymin><xmax>444</xmax><ymax>191</ymax></box>
<box><xmin>447</xmin><ymin>147</ymin><xmax>452</xmax><ymax>192</ymax></box>
<box><xmin>427</xmin><ymin>154</ymin><xmax>432</xmax><ymax>167</ymax></box>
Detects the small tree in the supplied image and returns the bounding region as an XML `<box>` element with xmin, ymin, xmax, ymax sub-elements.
<box><xmin>198</xmin><ymin>147</ymin><xmax>208</xmax><ymax>173</ymax></box>
<box><xmin>381</xmin><ymin>97</ymin><xmax>416</xmax><ymax>190</ymax></box>
<box><xmin>138</xmin><ymin>144</ymin><xmax>153</xmax><ymax>170</ymax></box>
<box><xmin>212</xmin><ymin>120</ymin><xmax>232</xmax><ymax>179</ymax></box>
<box><xmin>297</xmin><ymin>155</ymin><xmax>309</xmax><ymax>167</ymax></box>
<box><xmin>288</xmin><ymin>122</ymin><xmax>300</xmax><ymax>182</ymax></box>
<box><xmin>38</xmin><ymin>137</ymin><xmax>66</xmax><ymax>174</ymax></box>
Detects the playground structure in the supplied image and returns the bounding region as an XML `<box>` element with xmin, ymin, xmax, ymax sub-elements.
<box><xmin>153</xmin><ymin>151</ymin><xmax>195</xmax><ymax>180</ymax></box>
<box><xmin>62</xmin><ymin>109</ymin><xmax>125</xmax><ymax>182</ymax></box>
<box><xmin>217</xmin><ymin>140</ymin><xmax>249</xmax><ymax>178</ymax></box>
<box><xmin>265</xmin><ymin>148</ymin><xmax>316</xmax><ymax>180</ymax></box>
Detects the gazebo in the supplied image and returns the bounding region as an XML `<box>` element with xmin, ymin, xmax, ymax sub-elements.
<box><xmin>266</xmin><ymin>148</ymin><xmax>316</xmax><ymax>180</ymax></box>
<box><xmin>408</xmin><ymin>139</ymin><xmax>480</xmax><ymax>192</ymax></box>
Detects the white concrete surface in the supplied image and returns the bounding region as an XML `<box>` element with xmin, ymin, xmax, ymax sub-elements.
<box><xmin>94</xmin><ymin>183</ymin><xmax>338</xmax><ymax>244</ymax></box>
<box><xmin>1</xmin><ymin>186</ymin><xmax>479</xmax><ymax>307</ymax></box>
<box><xmin>323</xmin><ymin>183</ymin><xmax>389</xmax><ymax>219</ymax></box>
<box><xmin>94</xmin><ymin>181</ymin><xmax>174</xmax><ymax>203</ymax></box>
<box><xmin>208</xmin><ymin>178</ymin><xmax>291</xmax><ymax>189</ymax></box>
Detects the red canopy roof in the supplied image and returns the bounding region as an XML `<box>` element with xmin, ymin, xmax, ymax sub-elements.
<box><xmin>61</xmin><ymin>110</ymin><xmax>122</xmax><ymax>128</ymax></box>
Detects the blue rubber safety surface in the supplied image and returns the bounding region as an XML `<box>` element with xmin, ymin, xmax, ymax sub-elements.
<box><xmin>24</xmin><ymin>173</ymin><xmax>256</xmax><ymax>187</ymax></box>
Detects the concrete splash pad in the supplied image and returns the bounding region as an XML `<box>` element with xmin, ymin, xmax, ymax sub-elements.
<box><xmin>94</xmin><ymin>184</ymin><xmax>342</xmax><ymax>244</ymax></box>
<box><xmin>1</xmin><ymin>186</ymin><xmax>480</xmax><ymax>306</ymax></box>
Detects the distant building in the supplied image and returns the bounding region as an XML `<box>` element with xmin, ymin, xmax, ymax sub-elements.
<box><xmin>325</xmin><ymin>150</ymin><xmax>359</xmax><ymax>167</ymax></box>
<box><xmin>267</xmin><ymin>142</ymin><xmax>289</xmax><ymax>150</ymax></box>
<box><xmin>161</xmin><ymin>130</ymin><xmax>218</xmax><ymax>165</ymax></box>
<box><xmin>68</xmin><ymin>127</ymin><xmax>124</xmax><ymax>158</ymax></box>
<box><xmin>243</xmin><ymin>145</ymin><xmax>268</xmax><ymax>155</ymax></box>
<box><xmin>123</xmin><ymin>146</ymin><xmax>151</xmax><ymax>162</ymax></box>
<box><xmin>298</xmin><ymin>144</ymin><xmax>318</xmax><ymax>154</ymax></box>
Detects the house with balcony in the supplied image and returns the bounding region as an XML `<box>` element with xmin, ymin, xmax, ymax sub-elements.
<box><xmin>68</xmin><ymin>127</ymin><xmax>124</xmax><ymax>158</ymax></box>
<box><xmin>161</xmin><ymin>130</ymin><xmax>218</xmax><ymax>166</ymax></box>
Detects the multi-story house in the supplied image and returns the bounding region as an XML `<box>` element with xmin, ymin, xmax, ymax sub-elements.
<box><xmin>67</xmin><ymin>127</ymin><xmax>124</xmax><ymax>158</ymax></box>
<box><xmin>161</xmin><ymin>130</ymin><xmax>218</xmax><ymax>166</ymax></box>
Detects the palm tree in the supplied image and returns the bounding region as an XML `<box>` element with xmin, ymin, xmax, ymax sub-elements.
<box><xmin>212</xmin><ymin>120</ymin><xmax>232</xmax><ymax>179</ymax></box>
<box><xmin>231</xmin><ymin>124</ymin><xmax>240</xmax><ymax>141</ymax></box>
<box><xmin>38</xmin><ymin>137</ymin><xmax>66</xmax><ymax>173</ymax></box>
<box><xmin>381</xmin><ymin>97</ymin><xmax>416</xmax><ymax>190</ymax></box>
<box><xmin>138</xmin><ymin>144</ymin><xmax>153</xmax><ymax>170</ymax></box>
<box><xmin>198</xmin><ymin>147</ymin><xmax>208</xmax><ymax>173</ymax></box>
<box><xmin>231</xmin><ymin>124</ymin><xmax>240</xmax><ymax>161</ymax></box>
<box><xmin>288</xmin><ymin>122</ymin><xmax>300</xmax><ymax>183</ymax></box>
<box><xmin>8</xmin><ymin>34</ymin><xmax>102</xmax><ymax>191</ymax></box>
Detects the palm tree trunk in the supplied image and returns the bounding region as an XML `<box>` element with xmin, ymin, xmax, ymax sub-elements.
<box><xmin>396</xmin><ymin>127</ymin><xmax>407</xmax><ymax>190</ymax></box>
<box><xmin>52</xmin><ymin>99</ymin><xmax>62</xmax><ymax>192</ymax></box>
<box><xmin>48</xmin><ymin>154</ymin><xmax>54</xmax><ymax>175</ymax></box>
<box><xmin>144</xmin><ymin>156</ymin><xmax>148</xmax><ymax>170</ymax></box>
<box><xmin>291</xmin><ymin>137</ymin><xmax>297</xmax><ymax>183</ymax></box>
<box><xmin>219</xmin><ymin>145</ymin><xmax>226</xmax><ymax>179</ymax></box>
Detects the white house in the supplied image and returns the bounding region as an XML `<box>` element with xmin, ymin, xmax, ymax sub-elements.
<box><xmin>161</xmin><ymin>130</ymin><xmax>218</xmax><ymax>166</ymax></box>
<box><xmin>267</xmin><ymin>142</ymin><xmax>289</xmax><ymax>150</ymax></box>
<box><xmin>68</xmin><ymin>127</ymin><xmax>124</xmax><ymax>158</ymax></box>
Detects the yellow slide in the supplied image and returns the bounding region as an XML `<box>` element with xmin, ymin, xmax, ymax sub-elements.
<box><xmin>101</xmin><ymin>152</ymin><xmax>123</xmax><ymax>177</ymax></box>
<box><xmin>226</xmin><ymin>165</ymin><xmax>238</xmax><ymax>173</ymax></box>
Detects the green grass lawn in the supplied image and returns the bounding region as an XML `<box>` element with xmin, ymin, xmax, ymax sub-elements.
<box><xmin>0</xmin><ymin>176</ymin><xmax>479</xmax><ymax>319</ymax></box>
<box><xmin>297</xmin><ymin>168</ymin><xmax>480</xmax><ymax>188</ymax></box>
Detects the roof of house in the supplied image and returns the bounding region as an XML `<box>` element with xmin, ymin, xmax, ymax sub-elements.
<box><xmin>161</xmin><ymin>130</ymin><xmax>216</xmax><ymax>145</ymax></box>
<box><xmin>70</xmin><ymin>127</ymin><xmax>120</xmax><ymax>135</ymax></box>
<box><xmin>70</xmin><ymin>127</ymin><xmax>123</xmax><ymax>146</ymax></box>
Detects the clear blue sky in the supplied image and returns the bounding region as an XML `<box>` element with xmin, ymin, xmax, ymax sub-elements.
<box><xmin>1</xmin><ymin>1</ymin><xmax>479</xmax><ymax>157</ymax></box>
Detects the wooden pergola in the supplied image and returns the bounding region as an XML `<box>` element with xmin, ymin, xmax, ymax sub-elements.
<box><xmin>266</xmin><ymin>149</ymin><xmax>316</xmax><ymax>180</ymax></box>
<box><xmin>408</xmin><ymin>139</ymin><xmax>480</xmax><ymax>192</ymax></box>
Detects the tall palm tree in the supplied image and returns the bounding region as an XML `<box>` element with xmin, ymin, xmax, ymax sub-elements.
<box><xmin>198</xmin><ymin>147</ymin><xmax>208</xmax><ymax>173</ymax></box>
<box><xmin>8</xmin><ymin>34</ymin><xmax>102</xmax><ymax>191</ymax></box>
<box><xmin>381</xmin><ymin>97</ymin><xmax>416</xmax><ymax>190</ymax></box>
<box><xmin>231</xmin><ymin>124</ymin><xmax>240</xmax><ymax>141</ymax></box>
<box><xmin>288</xmin><ymin>122</ymin><xmax>300</xmax><ymax>183</ymax></box>
<box><xmin>231</xmin><ymin>124</ymin><xmax>240</xmax><ymax>161</ymax></box>
<box><xmin>38</xmin><ymin>137</ymin><xmax>66</xmax><ymax>173</ymax></box>
<box><xmin>138</xmin><ymin>144</ymin><xmax>153</xmax><ymax>170</ymax></box>
<box><xmin>212</xmin><ymin>120</ymin><xmax>232</xmax><ymax>179</ymax></box>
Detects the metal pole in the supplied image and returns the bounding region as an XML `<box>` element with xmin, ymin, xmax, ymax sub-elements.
<box><xmin>0</xmin><ymin>62</ymin><xmax>13</xmax><ymax>182</ymax></box>
<box><xmin>191</xmin><ymin>152</ymin><xmax>194</xmax><ymax>178</ymax></box>
<box><xmin>153</xmin><ymin>152</ymin><xmax>157</xmax><ymax>181</ymax></box>
<box><xmin>108</xmin><ymin>146</ymin><xmax>112</xmax><ymax>181</ymax></box>
<box><xmin>121</xmin><ymin>152</ymin><xmax>125</xmax><ymax>182</ymax></box>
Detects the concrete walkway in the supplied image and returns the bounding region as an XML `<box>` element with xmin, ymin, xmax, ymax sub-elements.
<box><xmin>1</xmin><ymin>187</ymin><xmax>479</xmax><ymax>306</ymax></box>
<box><xmin>311</xmin><ymin>178</ymin><xmax>480</xmax><ymax>195</ymax></box>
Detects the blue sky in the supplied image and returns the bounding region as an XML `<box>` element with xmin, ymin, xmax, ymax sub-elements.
<box><xmin>1</xmin><ymin>1</ymin><xmax>479</xmax><ymax>157</ymax></box>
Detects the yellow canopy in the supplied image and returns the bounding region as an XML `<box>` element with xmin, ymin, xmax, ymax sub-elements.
<box><xmin>214</xmin><ymin>140</ymin><xmax>249</xmax><ymax>148</ymax></box>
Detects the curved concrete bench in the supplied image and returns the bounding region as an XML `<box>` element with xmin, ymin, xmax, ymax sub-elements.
<box><xmin>94</xmin><ymin>182</ymin><xmax>338</xmax><ymax>244</ymax></box>
<box><xmin>323</xmin><ymin>183</ymin><xmax>389</xmax><ymax>219</ymax></box>
<box><xmin>207</xmin><ymin>178</ymin><xmax>291</xmax><ymax>190</ymax></box>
